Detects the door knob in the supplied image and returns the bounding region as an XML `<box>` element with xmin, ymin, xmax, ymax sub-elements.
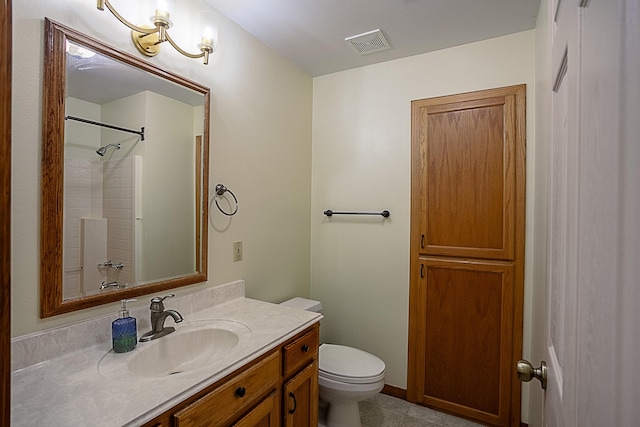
<box><xmin>516</xmin><ymin>359</ymin><xmax>547</xmax><ymax>390</ymax></box>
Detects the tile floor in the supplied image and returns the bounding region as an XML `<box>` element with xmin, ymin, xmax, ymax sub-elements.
<box><xmin>359</xmin><ymin>393</ymin><xmax>487</xmax><ymax>427</ymax></box>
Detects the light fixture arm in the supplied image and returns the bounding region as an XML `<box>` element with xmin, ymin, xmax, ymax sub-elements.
<box><xmin>97</xmin><ymin>0</ymin><xmax>159</xmax><ymax>36</ymax></box>
<box><xmin>97</xmin><ymin>0</ymin><xmax>214</xmax><ymax>64</ymax></box>
<box><xmin>165</xmin><ymin>32</ymin><xmax>213</xmax><ymax>64</ymax></box>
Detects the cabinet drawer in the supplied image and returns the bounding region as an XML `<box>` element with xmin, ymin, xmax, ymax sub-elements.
<box><xmin>232</xmin><ymin>390</ymin><xmax>279</xmax><ymax>427</ymax></box>
<box><xmin>283</xmin><ymin>327</ymin><xmax>319</xmax><ymax>378</ymax></box>
<box><xmin>173</xmin><ymin>351</ymin><xmax>280</xmax><ymax>427</ymax></box>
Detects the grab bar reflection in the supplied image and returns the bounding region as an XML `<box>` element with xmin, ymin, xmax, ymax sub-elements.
<box><xmin>323</xmin><ymin>210</ymin><xmax>390</xmax><ymax>218</ymax></box>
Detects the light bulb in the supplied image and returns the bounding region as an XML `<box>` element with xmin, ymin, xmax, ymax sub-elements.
<box><xmin>201</xmin><ymin>26</ymin><xmax>214</xmax><ymax>48</ymax></box>
<box><xmin>155</xmin><ymin>0</ymin><xmax>169</xmax><ymax>18</ymax></box>
<box><xmin>197</xmin><ymin>10</ymin><xmax>219</xmax><ymax>51</ymax></box>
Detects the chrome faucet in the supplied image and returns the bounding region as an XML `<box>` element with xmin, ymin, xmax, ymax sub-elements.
<box><xmin>139</xmin><ymin>294</ymin><xmax>184</xmax><ymax>342</ymax></box>
<box><xmin>100</xmin><ymin>281</ymin><xmax>126</xmax><ymax>289</ymax></box>
<box><xmin>98</xmin><ymin>260</ymin><xmax>125</xmax><ymax>270</ymax></box>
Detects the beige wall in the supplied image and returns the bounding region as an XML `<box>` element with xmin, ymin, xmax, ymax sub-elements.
<box><xmin>140</xmin><ymin>92</ymin><xmax>197</xmax><ymax>282</ymax></box>
<box><xmin>12</xmin><ymin>1</ymin><xmax>546</xmax><ymax>422</ymax></box>
<box><xmin>11</xmin><ymin>0</ymin><xmax>312</xmax><ymax>335</ymax></box>
<box><xmin>310</xmin><ymin>30</ymin><xmax>537</xmax><ymax>398</ymax></box>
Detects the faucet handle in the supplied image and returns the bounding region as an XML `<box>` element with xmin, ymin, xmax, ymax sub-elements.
<box><xmin>150</xmin><ymin>294</ymin><xmax>175</xmax><ymax>303</ymax></box>
<box><xmin>149</xmin><ymin>294</ymin><xmax>175</xmax><ymax>312</ymax></box>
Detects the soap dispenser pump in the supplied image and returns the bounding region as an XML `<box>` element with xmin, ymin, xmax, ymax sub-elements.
<box><xmin>112</xmin><ymin>299</ymin><xmax>137</xmax><ymax>353</ymax></box>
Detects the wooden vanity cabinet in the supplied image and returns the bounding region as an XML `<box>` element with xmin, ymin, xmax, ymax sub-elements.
<box><xmin>140</xmin><ymin>323</ymin><xmax>319</xmax><ymax>427</ymax></box>
<box><xmin>282</xmin><ymin>327</ymin><xmax>319</xmax><ymax>427</ymax></box>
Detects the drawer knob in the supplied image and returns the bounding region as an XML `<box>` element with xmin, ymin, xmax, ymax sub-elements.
<box><xmin>235</xmin><ymin>387</ymin><xmax>246</xmax><ymax>398</ymax></box>
<box><xmin>301</xmin><ymin>344</ymin><xmax>309</xmax><ymax>352</ymax></box>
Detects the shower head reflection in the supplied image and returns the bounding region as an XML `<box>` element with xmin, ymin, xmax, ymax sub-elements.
<box><xmin>96</xmin><ymin>143</ymin><xmax>121</xmax><ymax>157</ymax></box>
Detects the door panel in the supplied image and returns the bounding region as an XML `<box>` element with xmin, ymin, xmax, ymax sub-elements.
<box><xmin>413</xmin><ymin>92</ymin><xmax>517</xmax><ymax>260</ymax></box>
<box><xmin>419</xmin><ymin>257</ymin><xmax>514</xmax><ymax>425</ymax></box>
<box><xmin>283</xmin><ymin>361</ymin><xmax>318</xmax><ymax>427</ymax></box>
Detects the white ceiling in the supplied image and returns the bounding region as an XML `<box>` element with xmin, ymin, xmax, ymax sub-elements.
<box><xmin>66</xmin><ymin>47</ymin><xmax>205</xmax><ymax>106</ymax></box>
<box><xmin>203</xmin><ymin>0</ymin><xmax>541</xmax><ymax>77</ymax></box>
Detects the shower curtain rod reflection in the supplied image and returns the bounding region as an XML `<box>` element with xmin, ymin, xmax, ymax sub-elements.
<box><xmin>65</xmin><ymin>115</ymin><xmax>145</xmax><ymax>141</ymax></box>
<box><xmin>324</xmin><ymin>210</ymin><xmax>390</xmax><ymax>218</ymax></box>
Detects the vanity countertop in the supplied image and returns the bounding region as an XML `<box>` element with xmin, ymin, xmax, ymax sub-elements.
<box><xmin>11</xmin><ymin>284</ymin><xmax>321</xmax><ymax>426</ymax></box>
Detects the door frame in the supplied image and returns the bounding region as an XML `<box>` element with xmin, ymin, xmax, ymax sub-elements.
<box><xmin>1</xmin><ymin>0</ymin><xmax>12</xmax><ymax>424</ymax></box>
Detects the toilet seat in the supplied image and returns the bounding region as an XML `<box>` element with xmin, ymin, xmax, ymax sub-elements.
<box><xmin>319</xmin><ymin>344</ymin><xmax>386</xmax><ymax>384</ymax></box>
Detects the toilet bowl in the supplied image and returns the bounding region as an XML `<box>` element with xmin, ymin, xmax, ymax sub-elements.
<box><xmin>280</xmin><ymin>298</ymin><xmax>386</xmax><ymax>427</ymax></box>
<box><xmin>319</xmin><ymin>343</ymin><xmax>385</xmax><ymax>427</ymax></box>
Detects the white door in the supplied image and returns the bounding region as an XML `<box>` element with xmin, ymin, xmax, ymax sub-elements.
<box><xmin>545</xmin><ymin>0</ymin><xmax>580</xmax><ymax>424</ymax></box>
<box><xmin>538</xmin><ymin>0</ymin><xmax>640</xmax><ymax>425</ymax></box>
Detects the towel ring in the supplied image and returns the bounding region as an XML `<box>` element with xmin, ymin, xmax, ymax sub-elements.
<box><xmin>214</xmin><ymin>184</ymin><xmax>239</xmax><ymax>216</ymax></box>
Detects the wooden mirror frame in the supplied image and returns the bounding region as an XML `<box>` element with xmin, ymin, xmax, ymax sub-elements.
<box><xmin>40</xmin><ymin>18</ymin><xmax>209</xmax><ymax>317</ymax></box>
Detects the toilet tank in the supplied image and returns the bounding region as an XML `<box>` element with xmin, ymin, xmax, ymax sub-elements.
<box><xmin>279</xmin><ymin>297</ymin><xmax>323</xmax><ymax>313</ymax></box>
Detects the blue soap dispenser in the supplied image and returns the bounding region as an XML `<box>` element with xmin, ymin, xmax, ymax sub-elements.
<box><xmin>112</xmin><ymin>299</ymin><xmax>137</xmax><ymax>353</ymax></box>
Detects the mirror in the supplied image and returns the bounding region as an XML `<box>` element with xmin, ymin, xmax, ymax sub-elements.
<box><xmin>41</xmin><ymin>19</ymin><xmax>209</xmax><ymax>317</ymax></box>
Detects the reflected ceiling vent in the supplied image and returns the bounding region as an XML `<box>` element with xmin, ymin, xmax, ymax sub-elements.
<box><xmin>345</xmin><ymin>29</ymin><xmax>391</xmax><ymax>56</ymax></box>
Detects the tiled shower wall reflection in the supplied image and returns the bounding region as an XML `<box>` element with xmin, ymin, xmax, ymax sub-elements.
<box><xmin>63</xmin><ymin>157</ymin><xmax>103</xmax><ymax>298</ymax></box>
<box><xmin>63</xmin><ymin>156</ymin><xmax>134</xmax><ymax>299</ymax></box>
<box><xmin>103</xmin><ymin>157</ymin><xmax>134</xmax><ymax>286</ymax></box>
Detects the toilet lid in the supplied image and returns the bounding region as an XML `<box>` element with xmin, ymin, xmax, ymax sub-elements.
<box><xmin>319</xmin><ymin>344</ymin><xmax>385</xmax><ymax>383</ymax></box>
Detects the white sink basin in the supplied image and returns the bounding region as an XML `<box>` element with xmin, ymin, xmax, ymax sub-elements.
<box><xmin>128</xmin><ymin>327</ymin><xmax>239</xmax><ymax>377</ymax></box>
<box><xmin>98</xmin><ymin>320</ymin><xmax>252</xmax><ymax>378</ymax></box>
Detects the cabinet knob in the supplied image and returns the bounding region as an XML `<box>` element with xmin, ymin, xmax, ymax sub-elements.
<box><xmin>301</xmin><ymin>344</ymin><xmax>309</xmax><ymax>352</ymax></box>
<box><xmin>235</xmin><ymin>387</ymin><xmax>246</xmax><ymax>398</ymax></box>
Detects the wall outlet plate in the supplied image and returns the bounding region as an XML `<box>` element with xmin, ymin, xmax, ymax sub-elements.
<box><xmin>233</xmin><ymin>241</ymin><xmax>243</xmax><ymax>262</ymax></box>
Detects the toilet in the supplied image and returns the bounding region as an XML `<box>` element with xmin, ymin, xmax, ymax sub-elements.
<box><xmin>280</xmin><ymin>297</ymin><xmax>386</xmax><ymax>427</ymax></box>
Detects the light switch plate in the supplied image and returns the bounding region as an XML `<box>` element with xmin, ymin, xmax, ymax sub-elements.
<box><xmin>233</xmin><ymin>241</ymin><xmax>243</xmax><ymax>262</ymax></box>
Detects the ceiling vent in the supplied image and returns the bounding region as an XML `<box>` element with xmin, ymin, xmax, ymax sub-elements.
<box><xmin>345</xmin><ymin>29</ymin><xmax>391</xmax><ymax>56</ymax></box>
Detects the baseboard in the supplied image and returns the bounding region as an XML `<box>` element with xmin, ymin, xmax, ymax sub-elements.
<box><xmin>381</xmin><ymin>384</ymin><xmax>407</xmax><ymax>400</ymax></box>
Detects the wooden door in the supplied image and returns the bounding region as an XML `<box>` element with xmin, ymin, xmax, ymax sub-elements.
<box><xmin>409</xmin><ymin>85</ymin><xmax>526</xmax><ymax>426</ymax></box>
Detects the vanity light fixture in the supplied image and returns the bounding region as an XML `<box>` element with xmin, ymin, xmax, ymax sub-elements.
<box><xmin>97</xmin><ymin>0</ymin><xmax>217</xmax><ymax>65</ymax></box>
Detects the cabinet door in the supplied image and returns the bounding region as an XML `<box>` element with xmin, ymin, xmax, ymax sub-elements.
<box><xmin>233</xmin><ymin>391</ymin><xmax>280</xmax><ymax>427</ymax></box>
<box><xmin>410</xmin><ymin>257</ymin><xmax>514</xmax><ymax>426</ymax></box>
<box><xmin>283</xmin><ymin>361</ymin><xmax>318</xmax><ymax>427</ymax></box>
<box><xmin>411</xmin><ymin>87</ymin><xmax>524</xmax><ymax>261</ymax></box>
